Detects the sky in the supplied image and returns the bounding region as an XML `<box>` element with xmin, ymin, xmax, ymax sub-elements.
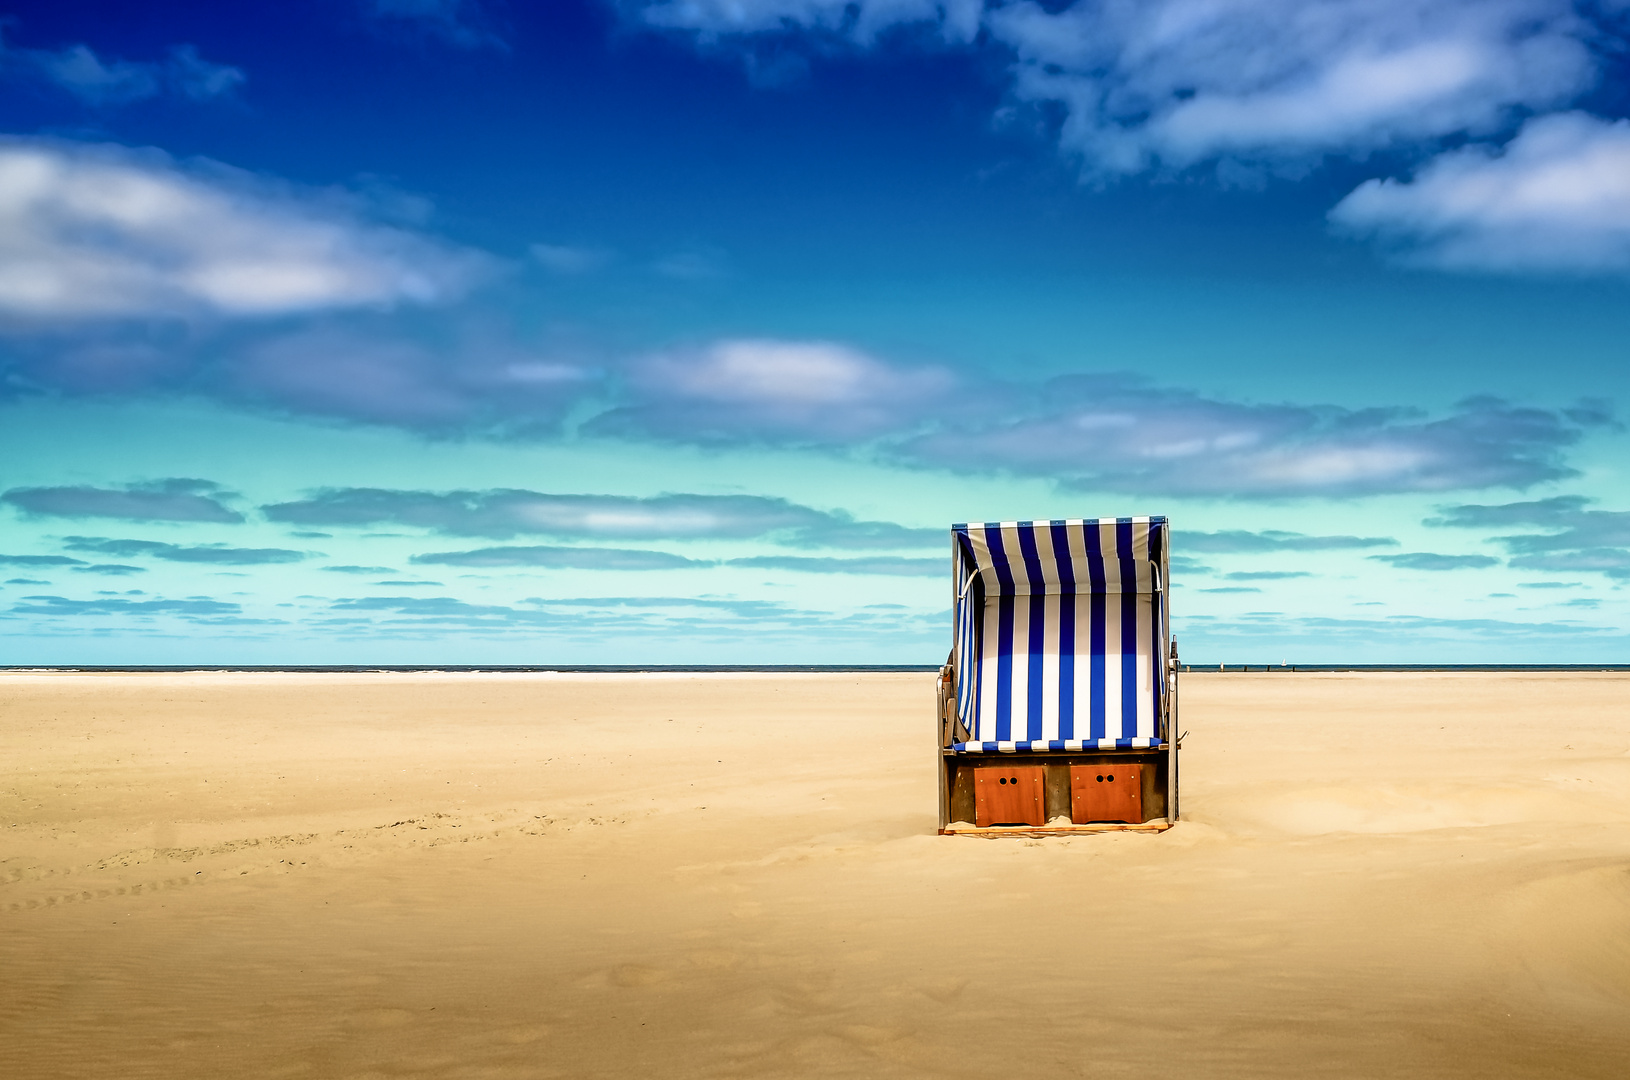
<box><xmin>2</xmin><ymin>0</ymin><xmax>1629</xmax><ymax>664</ymax></box>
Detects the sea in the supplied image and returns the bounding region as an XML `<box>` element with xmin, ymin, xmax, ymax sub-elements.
<box><xmin>5</xmin><ymin>664</ymin><xmax>1630</xmax><ymax>674</ymax></box>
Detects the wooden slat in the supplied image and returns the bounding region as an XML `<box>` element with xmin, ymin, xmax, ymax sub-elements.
<box><xmin>940</xmin><ymin>821</ymin><xmax>1173</xmax><ymax>837</ymax></box>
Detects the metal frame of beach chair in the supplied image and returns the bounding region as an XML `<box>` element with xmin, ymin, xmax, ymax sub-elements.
<box><xmin>936</xmin><ymin>518</ymin><xmax>1180</xmax><ymax>836</ymax></box>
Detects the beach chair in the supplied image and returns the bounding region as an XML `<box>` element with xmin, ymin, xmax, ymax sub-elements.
<box><xmin>935</xmin><ymin>518</ymin><xmax>1179</xmax><ymax>835</ymax></box>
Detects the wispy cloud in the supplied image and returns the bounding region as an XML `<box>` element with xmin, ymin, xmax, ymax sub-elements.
<box><xmin>263</xmin><ymin>487</ymin><xmax>938</xmax><ymax>547</ymax></box>
<box><xmin>627</xmin><ymin>1</ymin><xmax>1599</xmax><ymax>176</ymax></box>
<box><xmin>650</xmin><ymin>250</ymin><xmax>728</xmax><ymax>280</ymax></box>
<box><xmin>0</xmin><ymin>553</ymin><xmax>86</xmax><ymax>567</ymax></box>
<box><xmin>164</xmin><ymin>45</ymin><xmax>246</xmax><ymax>99</ymax></box>
<box><xmin>225</xmin><ymin>325</ymin><xmax>589</xmax><ymax>431</ymax></box>
<box><xmin>1431</xmin><ymin>494</ymin><xmax>1630</xmax><ymax>579</ymax></box>
<box><xmin>585</xmin><ymin>338</ymin><xmax>958</xmax><ymax>446</ymax></box>
<box><xmin>532</xmin><ymin>595</ymin><xmax>793</xmax><ymax>616</ymax></box>
<box><xmin>0</xmin><ymin>33</ymin><xmax>244</xmax><ymax>106</ymax></box>
<box><xmin>327</xmin><ymin>595</ymin><xmax>556</xmax><ymax>627</ymax></box>
<box><xmin>315</xmin><ymin>592</ymin><xmax>939</xmax><ymax>641</ymax></box>
<box><xmin>1183</xmin><ymin>530</ymin><xmax>1398</xmax><ymax>553</ymax></box>
<box><xmin>986</xmin><ymin>0</ymin><xmax>1593</xmax><ymax>176</ymax></box>
<box><xmin>409</xmin><ymin>545</ymin><xmax>711</xmax><ymax>570</ymax></box>
<box><xmin>1191</xmin><ymin>610</ymin><xmax>1614</xmax><ymax>644</ymax></box>
<box><xmin>71</xmin><ymin>563</ymin><xmax>148</xmax><ymax>576</ymax></box>
<box><xmin>364</xmin><ymin>0</ymin><xmax>507</xmax><ymax>50</ymax></box>
<box><xmin>322</xmin><ymin>593</ymin><xmax>804</xmax><ymax>633</ymax></box>
<box><xmin>529</xmin><ymin>242</ymin><xmax>614</xmax><ymax>274</ymax></box>
<box><xmin>1222</xmin><ymin>570</ymin><xmax>1312</xmax><ymax>580</ymax></box>
<box><xmin>9</xmin><ymin>319</ymin><xmax>1609</xmax><ymax>497</ymax></box>
<box><xmin>633</xmin><ymin>0</ymin><xmax>983</xmax><ymax>45</ymax></box>
<box><xmin>1427</xmin><ymin>494</ymin><xmax>1595</xmax><ymax>528</ymax></box>
<box><xmin>0</xmin><ymin>138</ymin><xmax>492</xmax><ymax>320</ymax></box>
<box><xmin>12</xmin><ymin>594</ymin><xmax>241</xmax><ymax>617</ymax></box>
<box><xmin>578</xmin><ymin>343</ymin><xmax>1606</xmax><ymax>496</ymax></box>
<box><xmin>1332</xmin><ymin>113</ymin><xmax>1630</xmax><ymax>272</ymax></box>
<box><xmin>61</xmin><ymin>537</ymin><xmax>308</xmax><ymax>565</ymax></box>
<box><xmin>899</xmin><ymin>380</ymin><xmax>1604</xmax><ymax>496</ymax></box>
<box><xmin>726</xmin><ymin>555</ymin><xmax>942</xmax><ymax>576</ymax></box>
<box><xmin>2</xmin><ymin>479</ymin><xmax>243</xmax><ymax>523</ymax></box>
<box><xmin>622</xmin><ymin>2</ymin><xmax>1630</xmax><ymax>281</ymax></box>
<box><xmin>1369</xmin><ymin>552</ymin><xmax>1501</xmax><ymax>570</ymax></box>
<box><xmin>1509</xmin><ymin>550</ymin><xmax>1630</xmax><ymax>577</ymax></box>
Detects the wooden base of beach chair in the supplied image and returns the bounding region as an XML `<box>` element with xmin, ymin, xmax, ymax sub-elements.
<box><xmin>940</xmin><ymin>750</ymin><xmax>1172</xmax><ymax>833</ymax></box>
<box><xmin>939</xmin><ymin>820</ymin><xmax>1174</xmax><ymax>837</ymax></box>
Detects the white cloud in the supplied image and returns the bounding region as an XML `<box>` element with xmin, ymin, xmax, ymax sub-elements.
<box><xmin>0</xmin><ymin>139</ymin><xmax>492</xmax><ymax>320</ymax></box>
<box><xmin>636</xmin><ymin>0</ymin><xmax>982</xmax><ymax>44</ymax></box>
<box><xmin>647</xmin><ymin>339</ymin><xmax>947</xmax><ymax>407</ymax></box>
<box><xmin>587</xmin><ymin>338</ymin><xmax>958</xmax><ymax>443</ymax></box>
<box><xmin>986</xmin><ymin>0</ymin><xmax>1593</xmax><ymax>174</ymax></box>
<box><xmin>1330</xmin><ymin>112</ymin><xmax>1630</xmax><ymax>271</ymax></box>
<box><xmin>229</xmin><ymin>325</ymin><xmax>591</xmax><ymax>429</ymax></box>
<box><xmin>0</xmin><ymin>34</ymin><xmax>244</xmax><ymax>105</ymax></box>
<box><xmin>262</xmin><ymin>487</ymin><xmax>940</xmax><ymax>547</ymax></box>
<box><xmin>589</xmin><ymin>338</ymin><xmax>1598</xmax><ymax>495</ymax></box>
<box><xmin>895</xmin><ymin>379</ymin><xmax>1600</xmax><ymax>496</ymax></box>
<box><xmin>623</xmin><ymin>0</ymin><xmax>1602</xmax><ymax>175</ymax></box>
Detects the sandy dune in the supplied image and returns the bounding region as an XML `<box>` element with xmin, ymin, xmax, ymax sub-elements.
<box><xmin>3</xmin><ymin>670</ymin><xmax>1629</xmax><ymax>1079</ymax></box>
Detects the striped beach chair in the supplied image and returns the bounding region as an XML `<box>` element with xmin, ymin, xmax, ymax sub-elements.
<box><xmin>935</xmin><ymin>518</ymin><xmax>1179</xmax><ymax>834</ymax></box>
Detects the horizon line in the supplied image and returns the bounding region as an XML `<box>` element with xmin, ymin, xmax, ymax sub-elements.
<box><xmin>5</xmin><ymin>664</ymin><xmax>1630</xmax><ymax>674</ymax></box>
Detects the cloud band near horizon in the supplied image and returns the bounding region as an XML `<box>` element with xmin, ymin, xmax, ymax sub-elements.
<box><xmin>8</xmin><ymin>332</ymin><xmax>1610</xmax><ymax>499</ymax></box>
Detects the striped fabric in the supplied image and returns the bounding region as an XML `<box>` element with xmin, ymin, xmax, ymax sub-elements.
<box><xmin>959</xmin><ymin>518</ymin><xmax>1158</xmax><ymax>594</ymax></box>
<box><xmin>950</xmin><ymin>519</ymin><xmax>1167</xmax><ymax>754</ymax></box>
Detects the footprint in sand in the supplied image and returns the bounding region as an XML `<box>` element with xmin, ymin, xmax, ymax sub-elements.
<box><xmin>610</xmin><ymin>964</ymin><xmax>668</xmax><ymax>987</ymax></box>
<box><xmin>836</xmin><ymin>1024</ymin><xmax>908</xmax><ymax>1046</ymax></box>
<box><xmin>918</xmin><ymin>977</ymin><xmax>968</xmax><ymax>1003</ymax></box>
<box><xmin>772</xmin><ymin>974</ymin><xmax>843</xmax><ymax>1016</ymax></box>
<box><xmin>347</xmin><ymin>1008</ymin><xmax>416</xmax><ymax>1028</ymax></box>
<box><xmin>687</xmin><ymin>948</ymin><xmax>742</xmax><ymax>970</ymax></box>
<box><xmin>1176</xmin><ymin>955</ymin><xmax>1241</xmax><ymax>973</ymax></box>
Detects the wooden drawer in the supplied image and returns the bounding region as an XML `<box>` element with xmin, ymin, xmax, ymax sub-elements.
<box><xmin>1070</xmin><ymin>763</ymin><xmax>1143</xmax><ymax>824</ymax></box>
<box><xmin>974</xmin><ymin>763</ymin><xmax>1046</xmax><ymax>827</ymax></box>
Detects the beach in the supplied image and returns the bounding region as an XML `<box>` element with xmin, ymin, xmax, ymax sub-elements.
<box><xmin>2</xmin><ymin>669</ymin><xmax>1629</xmax><ymax>1079</ymax></box>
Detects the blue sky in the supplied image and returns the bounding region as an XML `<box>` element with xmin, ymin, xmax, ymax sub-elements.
<box><xmin>3</xmin><ymin>0</ymin><xmax>1630</xmax><ymax>663</ymax></box>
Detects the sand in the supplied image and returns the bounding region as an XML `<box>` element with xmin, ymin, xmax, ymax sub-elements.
<box><xmin>2</xmin><ymin>670</ymin><xmax>1629</xmax><ymax>1079</ymax></box>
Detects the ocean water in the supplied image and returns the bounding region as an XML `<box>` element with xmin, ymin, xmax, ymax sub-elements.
<box><xmin>6</xmin><ymin>664</ymin><xmax>1629</xmax><ymax>673</ymax></box>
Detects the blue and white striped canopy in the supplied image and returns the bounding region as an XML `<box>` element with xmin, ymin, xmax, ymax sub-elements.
<box><xmin>956</xmin><ymin>518</ymin><xmax>1159</xmax><ymax>594</ymax></box>
<box><xmin>951</xmin><ymin>518</ymin><xmax>1168</xmax><ymax>753</ymax></box>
